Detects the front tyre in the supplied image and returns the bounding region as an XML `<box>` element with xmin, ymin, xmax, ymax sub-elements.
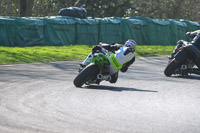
<box><xmin>164</xmin><ymin>59</ymin><xmax>180</xmax><ymax>76</ymax></box>
<box><xmin>164</xmin><ymin>51</ymin><xmax>186</xmax><ymax>76</ymax></box>
<box><xmin>73</xmin><ymin>63</ymin><xmax>99</xmax><ymax>87</ymax></box>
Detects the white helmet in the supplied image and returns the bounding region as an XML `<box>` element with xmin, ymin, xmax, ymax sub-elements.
<box><xmin>125</xmin><ymin>39</ymin><xmax>137</xmax><ymax>50</ymax></box>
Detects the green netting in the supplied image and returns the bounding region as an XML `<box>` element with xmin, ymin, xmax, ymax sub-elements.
<box><xmin>15</xmin><ymin>17</ymin><xmax>44</xmax><ymax>46</ymax></box>
<box><xmin>169</xmin><ymin>19</ymin><xmax>188</xmax><ymax>44</ymax></box>
<box><xmin>0</xmin><ymin>16</ymin><xmax>199</xmax><ymax>47</ymax></box>
<box><xmin>0</xmin><ymin>18</ymin><xmax>15</xmax><ymax>46</ymax></box>
<box><xmin>75</xmin><ymin>18</ymin><xmax>99</xmax><ymax>45</ymax></box>
<box><xmin>44</xmin><ymin>16</ymin><xmax>77</xmax><ymax>46</ymax></box>
<box><xmin>131</xmin><ymin>16</ymin><xmax>172</xmax><ymax>45</ymax></box>
<box><xmin>121</xmin><ymin>18</ymin><xmax>146</xmax><ymax>45</ymax></box>
<box><xmin>99</xmin><ymin>17</ymin><xmax>122</xmax><ymax>44</ymax></box>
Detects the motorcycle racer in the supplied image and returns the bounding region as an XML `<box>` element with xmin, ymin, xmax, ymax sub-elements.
<box><xmin>170</xmin><ymin>30</ymin><xmax>200</xmax><ymax>59</ymax></box>
<box><xmin>164</xmin><ymin>30</ymin><xmax>200</xmax><ymax>77</ymax></box>
<box><xmin>80</xmin><ymin>39</ymin><xmax>137</xmax><ymax>84</ymax></box>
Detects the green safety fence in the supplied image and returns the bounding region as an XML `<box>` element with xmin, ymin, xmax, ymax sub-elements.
<box><xmin>131</xmin><ymin>16</ymin><xmax>172</xmax><ymax>45</ymax></box>
<box><xmin>169</xmin><ymin>19</ymin><xmax>188</xmax><ymax>44</ymax></box>
<box><xmin>75</xmin><ymin>18</ymin><xmax>99</xmax><ymax>45</ymax></box>
<box><xmin>44</xmin><ymin>16</ymin><xmax>77</xmax><ymax>46</ymax></box>
<box><xmin>182</xmin><ymin>19</ymin><xmax>200</xmax><ymax>31</ymax></box>
<box><xmin>121</xmin><ymin>18</ymin><xmax>146</xmax><ymax>45</ymax></box>
<box><xmin>99</xmin><ymin>17</ymin><xmax>123</xmax><ymax>44</ymax></box>
<box><xmin>15</xmin><ymin>17</ymin><xmax>44</xmax><ymax>47</ymax></box>
<box><xmin>0</xmin><ymin>16</ymin><xmax>199</xmax><ymax>46</ymax></box>
<box><xmin>0</xmin><ymin>17</ymin><xmax>15</xmax><ymax>46</ymax></box>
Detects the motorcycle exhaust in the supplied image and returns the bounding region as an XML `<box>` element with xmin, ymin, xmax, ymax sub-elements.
<box><xmin>97</xmin><ymin>74</ymin><xmax>111</xmax><ymax>81</ymax></box>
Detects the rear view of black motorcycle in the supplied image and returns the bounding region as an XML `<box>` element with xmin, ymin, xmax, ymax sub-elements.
<box><xmin>164</xmin><ymin>30</ymin><xmax>200</xmax><ymax>77</ymax></box>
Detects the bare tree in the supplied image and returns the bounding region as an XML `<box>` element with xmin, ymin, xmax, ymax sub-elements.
<box><xmin>19</xmin><ymin>0</ymin><xmax>34</xmax><ymax>17</ymax></box>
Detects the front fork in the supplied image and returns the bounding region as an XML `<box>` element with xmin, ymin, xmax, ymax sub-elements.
<box><xmin>170</xmin><ymin>40</ymin><xmax>187</xmax><ymax>58</ymax></box>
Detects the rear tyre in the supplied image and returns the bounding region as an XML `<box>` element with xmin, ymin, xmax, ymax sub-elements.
<box><xmin>73</xmin><ymin>63</ymin><xmax>99</xmax><ymax>87</ymax></box>
<box><xmin>164</xmin><ymin>51</ymin><xmax>186</xmax><ymax>76</ymax></box>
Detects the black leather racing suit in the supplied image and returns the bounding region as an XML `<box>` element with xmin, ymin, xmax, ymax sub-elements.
<box><xmin>171</xmin><ymin>30</ymin><xmax>200</xmax><ymax>58</ymax></box>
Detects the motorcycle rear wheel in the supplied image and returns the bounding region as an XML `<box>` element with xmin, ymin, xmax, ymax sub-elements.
<box><xmin>73</xmin><ymin>63</ymin><xmax>99</xmax><ymax>87</ymax></box>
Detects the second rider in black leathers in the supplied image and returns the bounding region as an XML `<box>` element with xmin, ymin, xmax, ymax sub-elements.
<box><xmin>170</xmin><ymin>30</ymin><xmax>200</xmax><ymax>59</ymax></box>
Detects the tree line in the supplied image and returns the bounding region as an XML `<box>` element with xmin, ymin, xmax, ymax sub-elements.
<box><xmin>0</xmin><ymin>0</ymin><xmax>199</xmax><ymax>21</ymax></box>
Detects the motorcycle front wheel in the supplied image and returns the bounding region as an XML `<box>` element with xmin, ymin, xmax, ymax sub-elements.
<box><xmin>73</xmin><ymin>63</ymin><xmax>99</xmax><ymax>87</ymax></box>
<box><xmin>164</xmin><ymin>51</ymin><xmax>186</xmax><ymax>76</ymax></box>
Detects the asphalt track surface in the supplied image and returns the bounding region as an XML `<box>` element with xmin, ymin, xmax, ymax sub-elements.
<box><xmin>0</xmin><ymin>56</ymin><xmax>200</xmax><ymax>133</ymax></box>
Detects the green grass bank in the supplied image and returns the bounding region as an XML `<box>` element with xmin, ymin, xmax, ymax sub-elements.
<box><xmin>0</xmin><ymin>45</ymin><xmax>175</xmax><ymax>65</ymax></box>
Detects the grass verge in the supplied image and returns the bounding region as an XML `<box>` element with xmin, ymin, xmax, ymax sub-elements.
<box><xmin>0</xmin><ymin>45</ymin><xmax>175</xmax><ymax>65</ymax></box>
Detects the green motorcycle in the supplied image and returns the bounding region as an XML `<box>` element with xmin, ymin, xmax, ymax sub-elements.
<box><xmin>73</xmin><ymin>53</ymin><xmax>112</xmax><ymax>87</ymax></box>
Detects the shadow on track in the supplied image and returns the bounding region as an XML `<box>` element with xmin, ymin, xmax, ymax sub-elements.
<box><xmin>84</xmin><ymin>85</ymin><xmax>158</xmax><ymax>92</ymax></box>
<box><xmin>170</xmin><ymin>75</ymin><xmax>200</xmax><ymax>80</ymax></box>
